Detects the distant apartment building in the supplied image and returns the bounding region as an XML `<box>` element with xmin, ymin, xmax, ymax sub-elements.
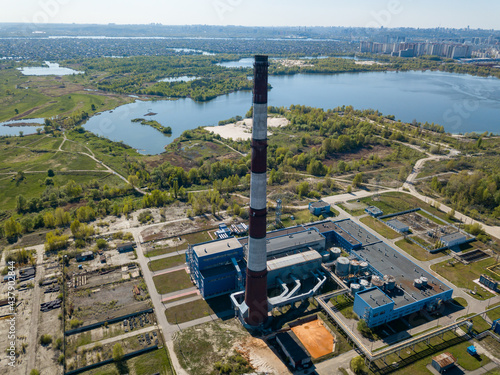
<box><xmin>360</xmin><ymin>41</ymin><xmax>471</xmax><ymax>59</ymax></box>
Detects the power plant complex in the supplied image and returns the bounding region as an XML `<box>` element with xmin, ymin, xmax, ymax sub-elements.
<box><xmin>186</xmin><ymin>55</ymin><xmax>453</xmax><ymax>329</ymax></box>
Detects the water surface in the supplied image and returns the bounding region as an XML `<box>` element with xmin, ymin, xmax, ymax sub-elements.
<box><xmin>81</xmin><ymin>70</ymin><xmax>500</xmax><ymax>154</ymax></box>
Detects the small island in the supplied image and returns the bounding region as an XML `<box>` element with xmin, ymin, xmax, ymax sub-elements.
<box><xmin>132</xmin><ymin>118</ymin><xmax>172</xmax><ymax>135</ymax></box>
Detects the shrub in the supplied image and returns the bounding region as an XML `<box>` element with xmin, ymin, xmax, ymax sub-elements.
<box><xmin>69</xmin><ymin>318</ymin><xmax>83</xmax><ymax>329</ymax></box>
<box><xmin>112</xmin><ymin>343</ymin><xmax>124</xmax><ymax>362</ymax></box>
<box><xmin>96</xmin><ymin>238</ymin><xmax>108</xmax><ymax>249</ymax></box>
<box><xmin>40</xmin><ymin>334</ymin><xmax>52</xmax><ymax>346</ymax></box>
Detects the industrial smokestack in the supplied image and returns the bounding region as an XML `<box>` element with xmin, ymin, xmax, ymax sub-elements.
<box><xmin>244</xmin><ymin>55</ymin><xmax>269</xmax><ymax>326</ymax></box>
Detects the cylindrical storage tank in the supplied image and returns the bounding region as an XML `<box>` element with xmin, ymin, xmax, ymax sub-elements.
<box><xmin>351</xmin><ymin>283</ymin><xmax>361</xmax><ymax>294</ymax></box>
<box><xmin>350</xmin><ymin>260</ymin><xmax>360</xmax><ymax>275</ymax></box>
<box><xmin>420</xmin><ymin>277</ymin><xmax>428</xmax><ymax>287</ymax></box>
<box><xmin>414</xmin><ymin>278</ymin><xmax>423</xmax><ymax>288</ymax></box>
<box><xmin>321</xmin><ymin>252</ymin><xmax>330</xmax><ymax>263</ymax></box>
<box><xmin>336</xmin><ymin>257</ymin><xmax>350</xmax><ymax>277</ymax></box>
<box><xmin>359</xmin><ymin>262</ymin><xmax>369</xmax><ymax>272</ymax></box>
<box><xmin>360</xmin><ymin>279</ymin><xmax>370</xmax><ymax>290</ymax></box>
<box><xmin>372</xmin><ymin>275</ymin><xmax>384</xmax><ymax>288</ymax></box>
<box><xmin>330</xmin><ymin>247</ymin><xmax>342</xmax><ymax>260</ymax></box>
<box><xmin>384</xmin><ymin>275</ymin><xmax>396</xmax><ymax>291</ymax></box>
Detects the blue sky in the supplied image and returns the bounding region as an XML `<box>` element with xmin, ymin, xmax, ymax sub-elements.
<box><xmin>3</xmin><ymin>0</ymin><xmax>499</xmax><ymax>29</ymax></box>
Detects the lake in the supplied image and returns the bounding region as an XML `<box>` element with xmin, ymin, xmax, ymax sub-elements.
<box><xmin>18</xmin><ymin>62</ymin><xmax>83</xmax><ymax>76</ymax></box>
<box><xmin>80</xmin><ymin>70</ymin><xmax>500</xmax><ymax>155</ymax></box>
<box><xmin>0</xmin><ymin>118</ymin><xmax>45</xmax><ymax>136</ymax></box>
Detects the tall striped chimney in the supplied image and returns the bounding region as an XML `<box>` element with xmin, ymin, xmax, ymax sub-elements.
<box><xmin>244</xmin><ymin>55</ymin><xmax>269</xmax><ymax>327</ymax></box>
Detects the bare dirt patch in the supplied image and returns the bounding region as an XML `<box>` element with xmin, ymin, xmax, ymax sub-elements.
<box><xmin>69</xmin><ymin>272</ymin><xmax>149</xmax><ymax>326</ymax></box>
<box><xmin>204</xmin><ymin>117</ymin><xmax>289</xmax><ymax>141</ymax></box>
<box><xmin>235</xmin><ymin>337</ymin><xmax>292</xmax><ymax>375</ymax></box>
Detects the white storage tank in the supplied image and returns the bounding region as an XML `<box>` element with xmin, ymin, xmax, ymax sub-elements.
<box><xmin>372</xmin><ymin>275</ymin><xmax>384</xmax><ymax>288</ymax></box>
<box><xmin>420</xmin><ymin>277</ymin><xmax>428</xmax><ymax>287</ymax></box>
<box><xmin>384</xmin><ymin>275</ymin><xmax>396</xmax><ymax>291</ymax></box>
<box><xmin>360</xmin><ymin>279</ymin><xmax>370</xmax><ymax>290</ymax></box>
<box><xmin>321</xmin><ymin>252</ymin><xmax>330</xmax><ymax>263</ymax></box>
<box><xmin>351</xmin><ymin>283</ymin><xmax>361</xmax><ymax>294</ymax></box>
<box><xmin>330</xmin><ymin>247</ymin><xmax>342</xmax><ymax>260</ymax></box>
<box><xmin>414</xmin><ymin>278</ymin><xmax>423</xmax><ymax>288</ymax></box>
<box><xmin>336</xmin><ymin>257</ymin><xmax>350</xmax><ymax>277</ymax></box>
<box><xmin>350</xmin><ymin>260</ymin><xmax>360</xmax><ymax>275</ymax></box>
<box><xmin>359</xmin><ymin>262</ymin><xmax>369</xmax><ymax>272</ymax></box>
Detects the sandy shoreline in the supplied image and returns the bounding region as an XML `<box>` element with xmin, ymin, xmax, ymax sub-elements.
<box><xmin>204</xmin><ymin>117</ymin><xmax>289</xmax><ymax>141</ymax></box>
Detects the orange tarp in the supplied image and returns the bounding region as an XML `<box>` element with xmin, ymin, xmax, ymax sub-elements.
<box><xmin>291</xmin><ymin>319</ymin><xmax>334</xmax><ymax>359</ymax></box>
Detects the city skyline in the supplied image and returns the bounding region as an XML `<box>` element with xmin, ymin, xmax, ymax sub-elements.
<box><xmin>2</xmin><ymin>0</ymin><xmax>499</xmax><ymax>30</ymax></box>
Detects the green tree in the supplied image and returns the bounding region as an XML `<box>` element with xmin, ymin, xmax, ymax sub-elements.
<box><xmin>16</xmin><ymin>195</ymin><xmax>27</xmax><ymax>213</ymax></box>
<box><xmin>4</xmin><ymin>217</ymin><xmax>22</xmax><ymax>240</ymax></box>
<box><xmin>128</xmin><ymin>174</ymin><xmax>139</xmax><ymax>187</ymax></box>
<box><xmin>54</xmin><ymin>207</ymin><xmax>71</xmax><ymax>227</ymax></box>
<box><xmin>352</xmin><ymin>173</ymin><xmax>364</xmax><ymax>188</ymax></box>
<box><xmin>112</xmin><ymin>343</ymin><xmax>124</xmax><ymax>362</ymax></box>
<box><xmin>297</xmin><ymin>181</ymin><xmax>310</xmax><ymax>198</ymax></box>
<box><xmin>47</xmin><ymin>169</ymin><xmax>55</xmax><ymax>177</ymax></box>
<box><xmin>351</xmin><ymin>356</ymin><xmax>366</xmax><ymax>374</ymax></box>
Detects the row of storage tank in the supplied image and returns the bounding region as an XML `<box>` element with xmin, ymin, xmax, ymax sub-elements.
<box><xmin>334</xmin><ymin>256</ymin><xmax>369</xmax><ymax>277</ymax></box>
<box><xmin>349</xmin><ymin>275</ymin><xmax>397</xmax><ymax>294</ymax></box>
<box><xmin>332</xmin><ymin>255</ymin><xmax>400</xmax><ymax>294</ymax></box>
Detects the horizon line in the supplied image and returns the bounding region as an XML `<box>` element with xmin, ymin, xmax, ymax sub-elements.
<box><xmin>0</xmin><ymin>22</ymin><xmax>498</xmax><ymax>32</ymax></box>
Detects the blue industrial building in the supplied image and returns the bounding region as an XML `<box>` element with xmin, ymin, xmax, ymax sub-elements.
<box><xmin>186</xmin><ymin>227</ymin><xmax>327</xmax><ymax>299</ymax></box>
<box><xmin>187</xmin><ymin>237</ymin><xmax>245</xmax><ymax>299</ymax></box>
<box><xmin>308</xmin><ymin>200</ymin><xmax>331</xmax><ymax>216</ymax></box>
<box><xmin>186</xmin><ymin>217</ymin><xmax>454</xmax><ymax>328</ymax></box>
<box><xmin>329</xmin><ymin>219</ymin><xmax>453</xmax><ymax>328</ymax></box>
<box><xmin>386</xmin><ymin>219</ymin><xmax>410</xmax><ymax>233</ymax></box>
<box><xmin>365</xmin><ymin>206</ymin><xmax>383</xmax><ymax>217</ymax></box>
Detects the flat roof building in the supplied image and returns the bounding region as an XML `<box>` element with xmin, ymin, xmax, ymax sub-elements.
<box><xmin>244</xmin><ymin>229</ymin><xmax>326</xmax><ymax>260</ymax></box>
<box><xmin>275</xmin><ymin>331</ymin><xmax>311</xmax><ymax>369</ymax></box>
<box><xmin>336</xmin><ymin>219</ymin><xmax>380</xmax><ymax>246</ymax></box>
<box><xmin>187</xmin><ymin>238</ymin><xmax>245</xmax><ymax>299</ymax></box>
<box><xmin>327</xmin><ymin>219</ymin><xmax>453</xmax><ymax>327</ymax></box>
<box><xmin>117</xmin><ymin>242</ymin><xmax>135</xmax><ymax>253</ymax></box>
<box><xmin>440</xmin><ymin>232</ymin><xmax>467</xmax><ymax>248</ymax></box>
<box><xmin>267</xmin><ymin>250</ymin><xmax>322</xmax><ymax>286</ymax></box>
<box><xmin>432</xmin><ymin>352</ymin><xmax>457</xmax><ymax>373</ymax></box>
<box><xmin>76</xmin><ymin>251</ymin><xmax>94</xmax><ymax>262</ymax></box>
<box><xmin>309</xmin><ymin>200</ymin><xmax>331</xmax><ymax>216</ymax></box>
<box><xmin>386</xmin><ymin>219</ymin><xmax>410</xmax><ymax>233</ymax></box>
<box><xmin>365</xmin><ymin>206</ymin><xmax>383</xmax><ymax>217</ymax></box>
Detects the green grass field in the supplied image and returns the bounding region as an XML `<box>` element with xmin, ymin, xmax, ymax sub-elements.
<box><xmin>395</xmin><ymin>238</ymin><xmax>446</xmax><ymax>261</ymax></box>
<box><xmin>148</xmin><ymin>254</ymin><xmax>186</xmax><ymax>272</ymax></box>
<box><xmin>79</xmin><ymin>348</ymin><xmax>174</xmax><ymax>375</ymax></box>
<box><xmin>145</xmin><ymin>231</ymin><xmax>213</xmax><ymax>257</ymax></box>
<box><xmin>368</xmin><ymin>331</ymin><xmax>491</xmax><ymax>375</ymax></box>
<box><xmin>153</xmin><ymin>269</ymin><xmax>193</xmax><ymax>295</ymax></box>
<box><xmin>359</xmin><ymin>192</ymin><xmax>454</xmax><ymax>224</ymax></box>
<box><xmin>486</xmin><ymin>302</ymin><xmax>500</xmax><ymax>321</ymax></box>
<box><xmin>431</xmin><ymin>257</ymin><xmax>499</xmax><ymax>300</ymax></box>
<box><xmin>0</xmin><ymin>68</ymin><xmax>133</xmax><ymax>122</ymax></box>
<box><xmin>165</xmin><ymin>296</ymin><xmax>232</xmax><ymax>324</ymax></box>
<box><xmin>458</xmin><ymin>314</ymin><xmax>491</xmax><ymax>334</ymax></box>
<box><xmin>360</xmin><ymin>216</ymin><xmax>401</xmax><ymax>239</ymax></box>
